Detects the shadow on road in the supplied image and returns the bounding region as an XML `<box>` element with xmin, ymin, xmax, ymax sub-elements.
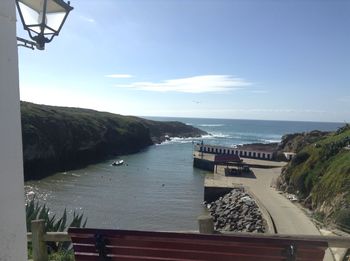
<box><xmin>239</xmin><ymin>170</ymin><xmax>257</xmax><ymax>179</ymax></box>
<box><xmin>224</xmin><ymin>168</ymin><xmax>257</xmax><ymax>179</ymax></box>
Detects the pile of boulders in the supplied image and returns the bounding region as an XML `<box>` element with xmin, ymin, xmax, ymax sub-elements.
<box><xmin>206</xmin><ymin>189</ymin><xmax>266</xmax><ymax>233</ymax></box>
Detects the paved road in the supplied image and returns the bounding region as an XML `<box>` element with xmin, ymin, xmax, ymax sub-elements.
<box><xmin>215</xmin><ymin>165</ymin><xmax>334</xmax><ymax>261</ymax></box>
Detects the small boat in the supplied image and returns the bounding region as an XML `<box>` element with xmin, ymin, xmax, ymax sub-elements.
<box><xmin>112</xmin><ymin>160</ymin><xmax>124</xmax><ymax>166</ymax></box>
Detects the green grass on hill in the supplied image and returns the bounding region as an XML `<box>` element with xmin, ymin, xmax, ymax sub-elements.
<box><xmin>282</xmin><ymin>125</ymin><xmax>350</xmax><ymax>227</ymax></box>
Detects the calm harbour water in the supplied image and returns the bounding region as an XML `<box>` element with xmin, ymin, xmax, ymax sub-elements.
<box><xmin>25</xmin><ymin>118</ymin><xmax>342</xmax><ymax>231</ymax></box>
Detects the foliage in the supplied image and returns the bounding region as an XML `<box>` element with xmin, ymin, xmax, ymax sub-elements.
<box><xmin>335</xmin><ymin>209</ymin><xmax>350</xmax><ymax>230</ymax></box>
<box><xmin>26</xmin><ymin>198</ymin><xmax>87</xmax><ymax>233</ymax></box>
<box><xmin>49</xmin><ymin>250</ymin><xmax>75</xmax><ymax>261</ymax></box>
<box><xmin>335</xmin><ymin>123</ymin><xmax>350</xmax><ymax>135</ymax></box>
<box><xmin>320</xmin><ymin>137</ymin><xmax>350</xmax><ymax>161</ymax></box>
<box><xmin>282</xmin><ymin>125</ymin><xmax>350</xmax><ymax>227</ymax></box>
<box><xmin>312</xmin><ymin>151</ymin><xmax>350</xmax><ymax>205</ymax></box>
<box><xmin>26</xmin><ymin>198</ymin><xmax>87</xmax><ymax>255</ymax></box>
<box><xmin>28</xmin><ymin>249</ymin><xmax>74</xmax><ymax>261</ymax></box>
<box><xmin>279</xmin><ymin>130</ymin><xmax>330</xmax><ymax>153</ymax></box>
<box><xmin>291</xmin><ymin>151</ymin><xmax>310</xmax><ymax>167</ymax></box>
<box><xmin>313</xmin><ymin>212</ymin><xmax>325</xmax><ymax>223</ymax></box>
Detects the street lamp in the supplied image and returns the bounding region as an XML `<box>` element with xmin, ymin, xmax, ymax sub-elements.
<box><xmin>15</xmin><ymin>0</ymin><xmax>73</xmax><ymax>50</ymax></box>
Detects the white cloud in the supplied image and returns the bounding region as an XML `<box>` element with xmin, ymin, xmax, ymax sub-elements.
<box><xmin>105</xmin><ymin>74</ymin><xmax>133</xmax><ymax>78</ymax></box>
<box><xmin>79</xmin><ymin>15</ymin><xmax>95</xmax><ymax>23</ymax></box>
<box><xmin>115</xmin><ymin>75</ymin><xmax>251</xmax><ymax>93</ymax></box>
<box><xmin>250</xmin><ymin>89</ymin><xmax>269</xmax><ymax>94</ymax></box>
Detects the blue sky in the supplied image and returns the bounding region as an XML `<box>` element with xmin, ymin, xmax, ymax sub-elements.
<box><xmin>17</xmin><ymin>0</ymin><xmax>350</xmax><ymax>122</ymax></box>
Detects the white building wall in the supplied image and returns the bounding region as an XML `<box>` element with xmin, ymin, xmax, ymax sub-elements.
<box><xmin>0</xmin><ymin>0</ymin><xmax>27</xmax><ymax>260</ymax></box>
<box><xmin>200</xmin><ymin>145</ymin><xmax>273</xmax><ymax>160</ymax></box>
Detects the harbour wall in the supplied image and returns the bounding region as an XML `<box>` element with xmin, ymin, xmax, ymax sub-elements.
<box><xmin>204</xmin><ymin>187</ymin><xmax>235</xmax><ymax>203</ymax></box>
<box><xmin>193</xmin><ymin>157</ymin><xmax>214</xmax><ymax>172</ymax></box>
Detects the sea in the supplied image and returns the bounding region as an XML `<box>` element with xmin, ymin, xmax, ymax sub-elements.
<box><xmin>24</xmin><ymin>118</ymin><xmax>343</xmax><ymax>231</ymax></box>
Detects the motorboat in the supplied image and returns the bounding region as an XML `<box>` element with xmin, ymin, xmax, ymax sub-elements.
<box><xmin>112</xmin><ymin>160</ymin><xmax>124</xmax><ymax>166</ymax></box>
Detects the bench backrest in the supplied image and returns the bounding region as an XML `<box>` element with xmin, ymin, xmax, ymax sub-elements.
<box><xmin>68</xmin><ymin>228</ymin><xmax>328</xmax><ymax>261</ymax></box>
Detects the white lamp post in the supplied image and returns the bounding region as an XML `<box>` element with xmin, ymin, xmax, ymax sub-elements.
<box><xmin>0</xmin><ymin>1</ymin><xmax>28</xmax><ymax>259</ymax></box>
<box><xmin>0</xmin><ymin>0</ymin><xmax>72</xmax><ymax>260</ymax></box>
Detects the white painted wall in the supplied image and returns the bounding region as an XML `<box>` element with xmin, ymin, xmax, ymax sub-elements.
<box><xmin>200</xmin><ymin>145</ymin><xmax>273</xmax><ymax>160</ymax></box>
<box><xmin>0</xmin><ymin>0</ymin><xmax>28</xmax><ymax>260</ymax></box>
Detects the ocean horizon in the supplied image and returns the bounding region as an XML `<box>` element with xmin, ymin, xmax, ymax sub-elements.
<box><xmin>145</xmin><ymin>116</ymin><xmax>344</xmax><ymax>125</ymax></box>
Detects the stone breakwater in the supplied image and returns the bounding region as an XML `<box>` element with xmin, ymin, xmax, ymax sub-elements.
<box><xmin>206</xmin><ymin>189</ymin><xmax>266</xmax><ymax>233</ymax></box>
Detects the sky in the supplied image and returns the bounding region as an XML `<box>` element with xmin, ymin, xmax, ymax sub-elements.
<box><xmin>17</xmin><ymin>0</ymin><xmax>350</xmax><ymax>122</ymax></box>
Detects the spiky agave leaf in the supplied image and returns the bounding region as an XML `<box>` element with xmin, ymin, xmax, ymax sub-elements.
<box><xmin>53</xmin><ymin>215</ymin><xmax>63</xmax><ymax>232</ymax></box>
<box><xmin>58</xmin><ymin>209</ymin><xmax>67</xmax><ymax>232</ymax></box>
<box><xmin>26</xmin><ymin>199</ymin><xmax>87</xmax><ymax>252</ymax></box>
<box><xmin>47</xmin><ymin>214</ymin><xmax>58</xmax><ymax>232</ymax></box>
<box><xmin>26</xmin><ymin>198</ymin><xmax>42</xmax><ymax>232</ymax></box>
<box><xmin>82</xmin><ymin>214</ymin><xmax>88</xmax><ymax>228</ymax></box>
<box><xmin>38</xmin><ymin>204</ymin><xmax>49</xmax><ymax>221</ymax></box>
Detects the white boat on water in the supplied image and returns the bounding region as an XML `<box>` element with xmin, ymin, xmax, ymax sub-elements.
<box><xmin>112</xmin><ymin>160</ymin><xmax>124</xmax><ymax>166</ymax></box>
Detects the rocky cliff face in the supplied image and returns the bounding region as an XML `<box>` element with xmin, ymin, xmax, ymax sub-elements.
<box><xmin>278</xmin><ymin>130</ymin><xmax>330</xmax><ymax>153</ymax></box>
<box><xmin>21</xmin><ymin>102</ymin><xmax>206</xmax><ymax>180</ymax></box>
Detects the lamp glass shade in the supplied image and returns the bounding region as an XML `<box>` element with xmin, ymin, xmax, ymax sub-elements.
<box><xmin>17</xmin><ymin>2</ymin><xmax>42</xmax><ymax>32</ymax></box>
<box><xmin>17</xmin><ymin>0</ymin><xmax>72</xmax><ymax>40</ymax></box>
<box><xmin>45</xmin><ymin>10</ymin><xmax>66</xmax><ymax>32</ymax></box>
<box><xmin>16</xmin><ymin>0</ymin><xmax>73</xmax><ymax>49</ymax></box>
<box><xmin>18</xmin><ymin>0</ymin><xmax>67</xmax><ymax>13</ymax></box>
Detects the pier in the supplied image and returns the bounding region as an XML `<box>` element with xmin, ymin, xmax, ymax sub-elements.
<box><xmin>194</xmin><ymin>151</ymin><xmax>343</xmax><ymax>260</ymax></box>
<box><xmin>194</xmin><ymin>151</ymin><xmax>285</xmax><ymax>202</ymax></box>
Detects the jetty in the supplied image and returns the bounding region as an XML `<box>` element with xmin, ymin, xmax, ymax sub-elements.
<box><xmin>193</xmin><ymin>151</ymin><xmax>285</xmax><ymax>202</ymax></box>
<box><xmin>193</xmin><ymin>148</ymin><xmax>345</xmax><ymax>260</ymax></box>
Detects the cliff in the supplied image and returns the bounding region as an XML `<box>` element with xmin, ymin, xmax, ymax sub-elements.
<box><xmin>21</xmin><ymin>102</ymin><xmax>206</xmax><ymax>180</ymax></box>
<box><xmin>277</xmin><ymin>130</ymin><xmax>331</xmax><ymax>153</ymax></box>
<box><xmin>277</xmin><ymin>125</ymin><xmax>350</xmax><ymax>229</ymax></box>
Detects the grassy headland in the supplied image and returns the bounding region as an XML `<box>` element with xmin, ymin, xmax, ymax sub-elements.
<box><xmin>278</xmin><ymin>125</ymin><xmax>350</xmax><ymax>228</ymax></box>
<box><xmin>21</xmin><ymin>102</ymin><xmax>206</xmax><ymax>181</ymax></box>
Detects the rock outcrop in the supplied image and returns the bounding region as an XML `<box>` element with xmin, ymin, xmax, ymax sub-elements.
<box><xmin>278</xmin><ymin>130</ymin><xmax>330</xmax><ymax>153</ymax></box>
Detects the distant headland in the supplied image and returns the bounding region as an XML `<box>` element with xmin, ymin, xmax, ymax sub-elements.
<box><xmin>20</xmin><ymin>101</ymin><xmax>207</xmax><ymax>180</ymax></box>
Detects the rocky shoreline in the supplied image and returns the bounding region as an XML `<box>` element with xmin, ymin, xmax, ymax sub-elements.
<box><xmin>206</xmin><ymin>188</ymin><xmax>266</xmax><ymax>233</ymax></box>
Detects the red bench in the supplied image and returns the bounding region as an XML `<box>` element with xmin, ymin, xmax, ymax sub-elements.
<box><xmin>68</xmin><ymin>228</ymin><xmax>328</xmax><ymax>261</ymax></box>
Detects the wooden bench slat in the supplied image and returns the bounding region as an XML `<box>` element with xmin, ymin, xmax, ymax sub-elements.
<box><xmin>74</xmin><ymin>254</ymin><xmax>285</xmax><ymax>261</ymax></box>
<box><xmin>75</xmin><ymin>255</ymin><xmax>170</xmax><ymax>261</ymax></box>
<box><xmin>71</xmin><ymin>241</ymin><xmax>321</xmax><ymax>257</ymax></box>
<box><xmin>72</xmin><ymin>244</ymin><xmax>286</xmax><ymax>259</ymax></box>
<box><xmin>71</xmin><ymin>243</ymin><xmax>325</xmax><ymax>261</ymax></box>
<box><xmin>70</xmin><ymin>236</ymin><xmax>289</xmax><ymax>252</ymax></box>
<box><xmin>74</xmin><ymin>253</ymin><xmax>216</xmax><ymax>261</ymax></box>
<box><xmin>70</xmin><ymin>234</ymin><xmax>327</xmax><ymax>254</ymax></box>
<box><xmin>68</xmin><ymin>228</ymin><xmax>327</xmax><ymax>247</ymax></box>
<box><xmin>69</xmin><ymin>232</ymin><xmax>327</xmax><ymax>249</ymax></box>
<box><xmin>69</xmin><ymin>228</ymin><xmax>328</xmax><ymax>261</ymax></box>
<box><xmin>96</xmin><ymin>235</ymin><xmax>325</xmax><ymax>249</ymax></box>
<box><xmin>74</xmin><ymin>253</ymin><xmax>321</xmax><ymax>261</ymax></box>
